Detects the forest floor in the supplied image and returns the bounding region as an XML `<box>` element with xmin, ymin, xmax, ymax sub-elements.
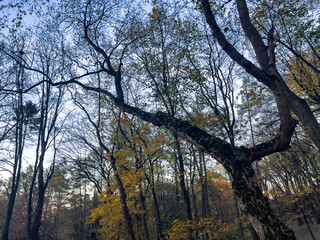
<box><xmin>245</xmin><ymin>223</ymin><xmax>320</xmax><ymax>240</ymax></box>
<box><xmin>292</xmin><ymin>224</ymin><xmax>320</xmax><ymax>240</ymax></box>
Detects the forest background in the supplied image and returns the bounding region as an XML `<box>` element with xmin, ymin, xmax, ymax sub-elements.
<box><xmin>0</xmin><ymin>0</ymin><xmax>320</xmax><ymax>239</ymax></box>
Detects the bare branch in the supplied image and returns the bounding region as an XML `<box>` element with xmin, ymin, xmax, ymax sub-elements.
<box><xmin>236</xmin><ymin>0</ymin><xmax>270</xmax><ymax>69</ymax></box>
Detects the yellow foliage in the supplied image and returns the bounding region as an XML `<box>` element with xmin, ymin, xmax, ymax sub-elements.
<box><xmin>89</xmin><ymin>168</ymin><xmax>146</xmax><ymax>239</ymax></box>
<box><xmin>89</xmin><ymin>151</ymin><xmax>147</xmax><ymax>239</ymax></box>
<box><xmin>285</xmin><ymin>50</ymin><xmax>320</xmax><ymax>104</ymax></box>
<box><xmin>89</xmin><ymin>113</ymin><xmax>169</xmax><ymax>239</ymax></box>
<box><xmin>166</xmin><ymin>218</ymin><xmax>238</xmax><ymax>240</ymax></box>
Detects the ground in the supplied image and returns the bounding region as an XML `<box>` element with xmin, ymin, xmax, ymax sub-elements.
<box><xmin>292</xmin><ymin>224</ymin><xmax>320</xmax><ymax>240</ymax></box>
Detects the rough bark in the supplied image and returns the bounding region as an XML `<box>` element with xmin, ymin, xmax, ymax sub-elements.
<box><xmin>233</xmin><ymin>193</ymin><xmax>246</xmax><ymax>240</ymax></box>
<box><xmin>223</xmin><ymin>157</ymin><xmax>296</xmax><ymax>240</ymax></box>
<box><xmin>287</xmin><ymin>91</ymin><xmax>320</xmax><ymax>150</ymax></box>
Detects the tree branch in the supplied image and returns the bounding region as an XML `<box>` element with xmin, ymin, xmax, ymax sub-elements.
<box><xmin>249</xmin><ymin>118</ymin><xmax>298</xmax><ymax>161</ymax></box>
<box><xmin>236</xmin><ymin>0</ymin><xmax>270</xmax><ymax>69</ymax></box>
<box><xmin>276</xmin><ymin>38</ymin><xmax>320</xmax><ymax>75</ymax></box>
<box><xmin>200</xmin><ymin>0</ymin><xmax>274</xmax><ymax>88</ymax></box>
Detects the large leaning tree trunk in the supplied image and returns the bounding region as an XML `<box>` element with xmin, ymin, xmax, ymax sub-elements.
<box><xmin>7</xmin><ymin>1</ymin><xmax>302</xmax><ymax>239</ymax></box>
<box><xmin>37</xmin><ymin>1</ymin><xmax>297</xmax><ymax>238</ymax></box>
<box><xmin>95</xmin><ymin>96</ymin><xmax>296</xmax><ymax>240</ymax></box>
<box><xmin>52</xmin><ymin>73</ymin><xmax>298</xmax><ymax>239</ymax></box>
<box><xmin>114</xmin><ymin>107</ymin><xmax>297</xmax><ymax>239</ymax></box>
<box><xmin>75</xmin><ymin>3</ymin><xmax>299</xmax><ymax>237</ymax></box>
<box><xmin>224</xmin><ymin>157</ymin><xmax>295</xmax><ymax>239</ymax></box>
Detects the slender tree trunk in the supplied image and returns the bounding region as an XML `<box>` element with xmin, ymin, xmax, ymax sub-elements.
<box><xmin>134</xmin><ymin>155</ymin><xmax>150</xmax><ymax>240</ymax></box>
<box><xmin>200</xmin><ymin>152</ymin><xmax>210</xmax><ymax>219</ymax></box>
<box><xmin>28</xmin><ymin>161</ymin><xmax>46</xmax><ymax>240</ymax></box>
<box><xmin>146</xmin><ymin>155</ymin><xmax>164</xmax><ymax>240</ymax></box>
<box><xmin>2</xmin><ymin>185</ymin><xmax>19</xmax><ymax>240</ymax></box>
<box><xmin>110</xmin><ymin>155</ymin><xmax>136</xmax><ymax>240</ymax></box>
<box><xmin>249</xmin><ymin>223</ymin><xmax>260</xmax><ymax>240</ymax></box>
<box><xmin>173</xmin><ymin>159</ymin><xmax>180</xmax><ymax>212</ymax></box>
<box><xmin>174</xmin><ymin>136</ymin><xmax>193</xmax><ymax>221</ymax></box>
<box><xmin>2</xmin><ymin>156</ymin><xmax>23</xmax><ymax>240</ymax></box>
<box><xmin>151</xmin><ymin>184</ymin><xmax>164</xmax><ymax>240</ymax></box>
<box><xmin>190</xmin><ymin>172</ymin><xmax>199</xmax><ymax>240</ymax></box>
<box><xmin>91</xmin><ymin>191</ymin><xmax>99</xmax><ymax>240</ymax></box>
<box><xmin>191</xmin><ymin>177</ymin><xmax>199</xmax><ymax>222</ymax></box>
<box><xmin>2</xmin><ymin>88</ymin><xmax>24</xmax><ymax>240</ymax></box>
<box><xmin>82</xmin><ymin>181</ymin><xmax>87</xmax><ymax>240</ymax></box>
<box><xmin>139</xmin><ymin>189</ymin><xmax>151</xmax><ymax>240</ymax></box>
<box><xmin>174</xmin><ymin>135</ymin><xmax>193</xmax><ymax>240</ymax></box>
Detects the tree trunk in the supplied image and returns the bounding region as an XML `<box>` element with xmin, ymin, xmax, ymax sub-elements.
<box><xmin>151</xmin><ymin>184</ymin><xmax>164</xmax><ymax>240</ymax></box>
<box><xmin>233</xmin><ymin>195</ymin><xmax>247</xmax><ymax>240</ymax></box>
<box><xmin>28</xmin><ymin>162</ymin><xmax>46</xmax><ymax>240</ymax></box>
<box><xmin>199</xmin><ymin>152</ymin><xmax>210</xmax><ymax>219</ymax></box>
<box><xmin>174</xmin><ymin>135</ymin><xmax>193</xmax><ymax>240</ymax></box>
<box><xmin>110</xmin><ymin>155</ymin><xmax>136</xmax><ymax>240</ymax></box>
<box><xmin>28</xmin><ymin>188</ymin><xmax>45</xmax><ymax>240</ymax></box>
<box><xmin>135</xmin><ymin>155</ymin><xmax>150</xmax><ymax>240</ymax></box>
<box><xmin>2</xmin><ymin>189</ymin><xmax>18</xmax><ymax>240</ymax></box>
<box><xmin>139</xmin><ymin>187</ymin><xmax>151</xmax><ymax>240</ymax></box>
<box><xmin>174</xmin><ymin>136</ymin><xmax>193</xmax><ymax>221</ymax></box>
<box><xmin>2</xmin><ymin>153</ymin><xmax>22</xmax><ymax>240</ymax></box>
<box><xmin>287</xmin><ymin>90</ymin><xmax>320</xmax><ymax>151</ymax></box>
<box><xmin>191</xmin><ymin>177</ymin><xmax>199</xmax><ymax>222</ymax></box>
<box><xmin>249</xmin><ymin>223</ymin><xmax>260</xmax><ymax>240</ymax></box>
<box><xmin>2</xmin><ymin>91</ymin><xmax>24</xmax><ymax>240</ymax></box>
<box><xmin>147</xmin><ymin>155</ymin><xmax>164</xmax><ymax>240</ymax></box>
<box><xmin>224</xmin><ymin>158</ymin><xmax>296</xmax><ymax>240</ymax></box>
<box><xmin>190</xmin><ymin>172</ymin><xmax>199</xmax><ymax>239</ymax></box>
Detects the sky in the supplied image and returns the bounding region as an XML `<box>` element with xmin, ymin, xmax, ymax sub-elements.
<box><xmin>0</xmin><ymin>0</ymin><xmax>38</xmax><ymax>35</ymax></box>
